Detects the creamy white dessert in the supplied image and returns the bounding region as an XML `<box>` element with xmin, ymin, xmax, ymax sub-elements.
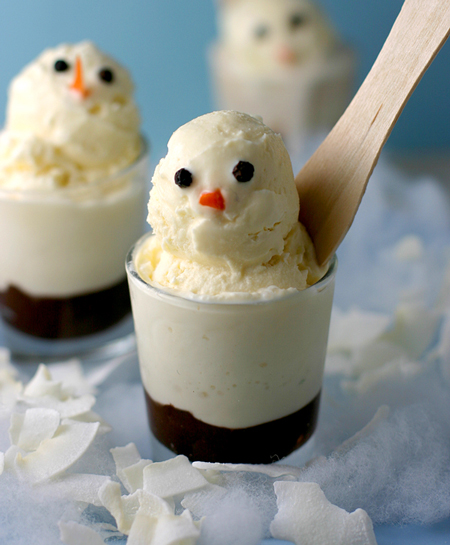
<box><xmin>129</xmin><ymin>254</ymin><xmax>335</xmax><ymax>429</ymax></box>
<box><xmin>4</xmin><ymin>40</ymin><xmax>141</xmax><ymax>183</ymax></box>
<box><xmin>210</xmin><ymin>0</ymin><xmax>355</xmax><ymax>151</ymax></box>
<box><xmin>0</xmin><ymin>42</ymin><xmax>147</xmax><ymax>342</ymax></box>
<box><xmin>0</xmin><ymin>164</ymin><xmax>147</xmax><ymax>298</ymax></box>
<box><xmin>136</xmin><ymin>110</ymin><xmax>325</xmax><ymax>300</ymax></box>
<box><xmin>127</xmin><ymin>111</ymin><xmax>336</xmax><ymax>461</ymax></box>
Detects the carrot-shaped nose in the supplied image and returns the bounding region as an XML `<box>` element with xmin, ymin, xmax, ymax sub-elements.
<box><xmin>277</xmin><ymin>45</ymin><xmax>297</xmax><ymax>64</ymax></box>
<box><xmin>199</xmin><ymin>189</ymin><xmax>225</xmax><ymax>211</ymax></box>
<box><xmin>70</xmin><ymin>56</ymin><xmax>91</xmax><ymax>98</ymax></box>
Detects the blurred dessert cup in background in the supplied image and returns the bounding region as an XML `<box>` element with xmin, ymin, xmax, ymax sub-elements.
<box><xmin>0</xmin><ymin>41</ymin><xmax>149</xmax><ymax>359</ymax></box>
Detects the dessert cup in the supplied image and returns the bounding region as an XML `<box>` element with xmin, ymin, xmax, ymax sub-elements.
<box><xmin>0</xmin><ymin>138</ymin><xmax>149</xmax><ymax>361</ymax></box>
<box><xmin>127</xmin><ymin>232</ymin><xmax>337</xmax><ymax>463</ymax></box>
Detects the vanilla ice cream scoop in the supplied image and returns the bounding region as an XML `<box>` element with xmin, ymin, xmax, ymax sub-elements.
<box><xmin>138</xmin><ymin>111</ymin><xmax>325</xmax><ymax>299</ymax></box>
<box><xmin>149</xmin><ymin>110</ymin><xmax>299</xmax><ymax>266</ymax></box>
<box><xmin>5</xmin><ymin>41</ymin><xmax>140</xmax><ymax>171</ymax></box>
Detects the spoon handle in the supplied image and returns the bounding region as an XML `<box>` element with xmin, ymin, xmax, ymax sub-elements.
<box><xmin>295</xmin><ymin>0</ymin><xmax>450</xmax><ymax>266</ymax></box>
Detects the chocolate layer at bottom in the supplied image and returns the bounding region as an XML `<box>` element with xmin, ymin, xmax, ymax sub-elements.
<box><xmin>0</xmin><ymin>278</ymin><xmax>131</xmax><ymax>339</ymax></box>
<box><xmin>145</xmin><ymin>390</ymin><xmax>321</xmax><ymax>463</ymax></box>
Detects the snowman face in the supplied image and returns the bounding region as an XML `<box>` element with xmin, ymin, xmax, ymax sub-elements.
<box><xmin>220</xmin><ymin>0</ymin><xmax>336</xmax><ymax>71</ymax></box>
<box><xmin>148</xmin><ymin>111</ymin><xmax>299</xmax><ymax>266</ymax></box>
<box><xmin>28</xmin><ymin>41</ymin><xmax>135</xmax><ymax>106</ymax></box>
<box><xmin>161</xmin><ymin>133</ymin><xmax>264</xmax><ymax>222</ymax></box>
<box><xmin>6</xmin><ymin>41</ymin><xmax>140</xmax><ymax>168</ymax></box>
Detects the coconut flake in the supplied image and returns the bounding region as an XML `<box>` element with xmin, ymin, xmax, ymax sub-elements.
<box><xmin>192</xmin><ymin>461</ymin><xmax>302</xmax><ymax>480</ymax></box>
<box><xmin>270</xmin><ymin>481</ymin><xmax>377</xmax><ymax>545</ymax></box>
<box><xmin>59</xmin><ymin>521</ymin><xmax>106</xmax><ymax>545</ymax></box>
<box><xmin>143</xmin><ymin>455</ymin><xmax>209</xmax><ymax>499</ymax></box>
<box><xmin>20</xmin><ymin>364</ymin><xmax>96</xmax><ymax>418</ymax></box>
<box><xmin>49</xmin><ymin>359</ymin><xmax>97</xmax><ymax>396</ymax></box>
<box><xmin>99</xmin><ymin>481</ymin><xmax>174</xmax><ymax>535</ymax></box>
<box><xmin>10</xmin><ymin>408</ymin><xmax>60</xmax><ymax>451</ymax></box>
<box><xmin>23</xmin><ymin>364</ymin><xmax>63</xmax><ymax>398</ymax></box>
<box><xmin>13</xmin><ymin>419</ymin><xmax>99</xmax><ymax>483</ymax></box>
<box><xmin>98</xmin><ymin>480</ymin><xmax>140</xmax><ymax>535</ymax></box>
<box><xmin>382</xmin><ymin>303</ymin><xmax>441</xmax><ymax>359</ymax></box>
<box><xmin>127</xmin><ymin>509</ymin><xmax>200</xmax><ymax>545</ymax></box>
<box><xmin>342</xmin><ymin>357</ymin><xmax>423</xmax><ymax>395</ymax></box>
<box><xmin>3</xmin><ymin>444</ymin><xmax>21</xmax><ymax>472</ymax></box>
<box><xmin>20</xmin><ymin>393</ymin><xmax>97</xmax><ymax>419</ymax></box>
<box><xmin>122</xmin><ymin>458</ymin><xmax>154</xmax><ymax>493</ymax></box>
<box><xmin>181</xmin><ymin>484</ymin><xmax>228</xmax><ymax>518</ymax></box>
<box><xmin>136</xmin><ymin>489</ymin><xmax>175</xmax><ymax>517</ymax></box>
<box><xmin>111</xmin><ymin>443</ymin><xmax>142</xmax><ymax>471</ymax></box>
<box><xmin>350</xmin><ymin>340</ymin><xmax>407</xmax><ymax>376</ymax></box>
<box><xmin>39</xmin><ymin>474</ymin><xmax>112</xmax><ymax>506</ymax></box>
<box><xmin>327</xmin><ymin>308</ymin><xmax>391</xmax><ymax>352</ymax></box>
<box><xmin>111</xmin><ymin>443</ymin><xmax>152</xmax><ymax>492</ymax></box>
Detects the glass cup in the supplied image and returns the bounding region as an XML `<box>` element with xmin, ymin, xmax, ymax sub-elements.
<box><xmin>126</xmin><ymin>232</ymin><xmax>337</xmax><ymax>464</ymax></box>
<box><xmin>0</xmin><ymin>139</ymin><xmax>149</xmax><ymax>361</ymax></box>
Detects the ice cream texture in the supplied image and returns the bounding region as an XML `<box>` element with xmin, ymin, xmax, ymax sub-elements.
<box><xmin>136</xmin><ymin>110</ymin><xmax>326</xmax><ymax>300</ymax></box>
<box><xmin>0</xmin><ymin>41</ymin><xmax>141</xmax><ymax>190</ymax></box>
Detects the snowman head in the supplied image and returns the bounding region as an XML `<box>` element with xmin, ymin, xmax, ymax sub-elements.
<box><xmin>218</xmin><ymin>0</ymin><xmax>337</xmax><ymax>73</ymax></box>
<box><xmin>6</xmin><ymin>41</ymin><xmax>140</xmax><ymax>169</ymax></box>
<box><xmin>148</xmin><ymin>110</ymin><xmax>300</xmax><ymax>267</ymax></box>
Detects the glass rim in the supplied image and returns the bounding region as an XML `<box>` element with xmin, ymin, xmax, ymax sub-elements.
<box><xmin>126</xmin><ymin>231</ymin><xmax>338</xmax><ymax>308</ymax></box>
<box><xmin>0</xmin><ymin>134</ymin><xmax>150</xmax><ymax>199</ymax></box>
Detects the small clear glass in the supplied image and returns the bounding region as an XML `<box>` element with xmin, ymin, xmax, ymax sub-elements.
<box><xmin>126</xmin><ymin>232</ymin><xmax>337</xmax><ymax>464</ymax></box>
<box><xmin>0</xmin><ymin>138</ymin><xmax>150</xmax><ymax>362</ymax></box>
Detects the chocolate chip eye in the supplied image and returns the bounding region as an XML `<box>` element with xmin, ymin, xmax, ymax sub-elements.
<box><xmin>290</xmin><ymin>13</ymin><xmax>307</xmax><ymax>29</ymax></box>
<box><xmin>233</xmin><ymin>161</ymin><xmax>254</xmax><ymax>183</ymax></box>
<box><xmin>174</xmin><ymin>168</ymin><xmax>193</xmax><ymax>188</ymax></box>
<box><xmin>99</xmin><ymin>68</ymin><xmax>114</xmax><ymax>83</ymax></box>
<box><xmin>54</xmin><ymin>59</ymin><xmax>69</xmax><ymax>72</ymax></box>
<box><xmin>254</xmin><ymin>24</ymin><xmax>269</xmax><ymax>39</ymax></box>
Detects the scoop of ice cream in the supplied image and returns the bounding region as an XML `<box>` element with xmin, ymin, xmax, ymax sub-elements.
<box><xmin>5</xmin><ymin>41</ymin><xmax>141</xmax><ymax>172</ymax></box>
<box><xmin>148</xmin><ymin>110</ymin><xmax>298</xmax><ymax>266</ymax></box>
<box><xmin>0</xmin><ymin>132</ymin><xmax>81</xmax><ymax>190</ymax></box>
<box><xmin>217</xmin><ymin>0</ymin><xmax>337</xmax><ymax>75</ymax></box>
<box><xmin>139</xmin><ymin>110</ymin><xmax>325</xmax><ymax>299</ymax></box>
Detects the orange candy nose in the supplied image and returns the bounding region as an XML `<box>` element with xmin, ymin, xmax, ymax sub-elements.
<box><xmin>277</xmin><ymin>45</ymin><xmax>297</xmax><ymax>65</ymax></box>
<box><xmin>70</xmin><ymin>56</ymin><xmax>91</xmax><ymax>98</ymax></box>
<box><xmin>199</xmin><ymin>189</ymin><xmax>225</xmax><ymax>211</ymax></box>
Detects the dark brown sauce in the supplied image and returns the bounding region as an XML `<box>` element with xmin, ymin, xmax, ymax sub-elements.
<box><xmin>0</xmin><ymin>278</ymin><xmax>131</xmax><ymax>339</ymax></box>
<box><xmin>145</xmin><ymin>389</ymin><xmax>321</xmax><ymax>463</ymax></box>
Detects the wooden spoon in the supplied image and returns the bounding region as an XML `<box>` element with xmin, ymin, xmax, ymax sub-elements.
<box><xmin>295</xmin><ymin>0</ymin><xmax>450</xmax><ymax>266</ymax></box>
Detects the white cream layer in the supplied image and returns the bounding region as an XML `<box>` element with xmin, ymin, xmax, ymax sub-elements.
<box><xmin>0</xmin><ymin>155</ymin><xmax>148</xmax><ymax>297</ymax></box>
<box><xmin>128</xmin><ymin>235</ymin><xmax>335</xmax><ymax>429</ymax></box>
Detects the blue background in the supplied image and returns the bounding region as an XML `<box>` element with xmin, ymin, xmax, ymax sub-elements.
<box><xmin>0</xmin><ymin>0</ymin><xmax>449</xmax><ymax>163</ymax></box>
